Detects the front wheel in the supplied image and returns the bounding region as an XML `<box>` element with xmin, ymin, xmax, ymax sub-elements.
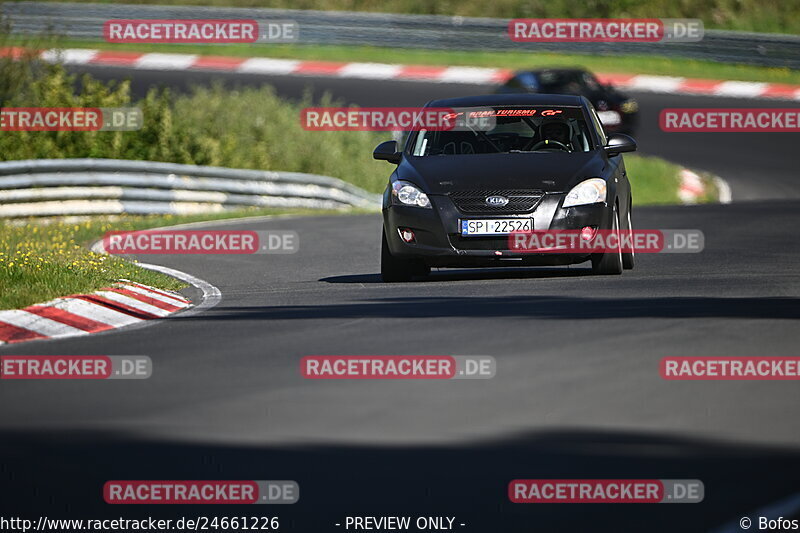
<box><xmin>591</xmin><ymin>203</ymin><xmax>623</xmax><ymax>275</ymax></box>
<box><xmin>381</xmin><ymin>230</ymin><xmax>429</xmax><ymax>282</ymax></box>
<box><xmin>622</xmin><ymin>203</ymin><xmax>635</xmax><ymax>270</ymax></box>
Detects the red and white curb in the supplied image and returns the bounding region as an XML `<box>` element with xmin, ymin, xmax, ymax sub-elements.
<box><xmin>678</xmin><ymin>169</ymin><xmax>707</xmax><ymax>204</ymax></box>
<box><xmin>599</xmin><ymin>73</ymin><xmax>800</xmax><ymax>100</ymax></box>
<box><xmin>0</xmin><ymin>281</ymin><xmax>191</xmax><ymax>345</ymax></box>
<box><xmin>678</xmin><ymin>168</ymin><xmax>732</xmax><ymax>204</ymax></box>
<box><xmin>3</xmin><ymin>47</ymin><xmax>800</xmax><ymax>100</ymax></box>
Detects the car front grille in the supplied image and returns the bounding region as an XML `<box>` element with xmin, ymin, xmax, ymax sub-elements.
<box><xmin>448</xmin><ymin>189</ymin><xmax>545</xmax><ymax>214</ymax></box>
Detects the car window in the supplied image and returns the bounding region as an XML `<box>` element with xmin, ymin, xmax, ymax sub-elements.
<box><xmin>537</xmin><ymin>72</ymin><xmax>583</xmax><ymax>94</ymax></box>
<box><xmin>582</xmin><ymin>72</ymin><xmax>601</xmax><ymax>91</ymax></box>
<box><xmin>516</xmin><ymin>72</ymin><xmax>539</xmax><ymax>90</ymax></box>
<box><xmin>410</xmin><ymin>106</ymin><xmax>594</xmax><ymax>156</ymax></box>
<box><xmin>503</xmin><ymin>76</ymin><xmax>525</xmax><ymax>90</ymax></box>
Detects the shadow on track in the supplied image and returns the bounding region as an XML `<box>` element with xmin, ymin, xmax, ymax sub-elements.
<box><xmin>175</xmin><ymin>295</ymin><xmax>800</xmax><ymax>321</ymax></box>
<box><xmin>321</xmin><ymin>267</ymin><xmax>595</xmax><ymax>284</ymax></box>
<box><xmin>1</xmin><ymin>428</ymin><xmax>798</xmax><ymax>532</ymax></box>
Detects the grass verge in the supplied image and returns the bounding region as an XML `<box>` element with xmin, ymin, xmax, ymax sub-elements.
<box><xmin>627</xmin><ymin>154</ymin><xmax>682</xmax><ymax>205</ymax></box>
<box><xmin>24</xmin><ymin>38</ymin><xmax>800</xmax><ymax>86</ymax></box>
<box><xmin>625</xmin><ymin>154</ymin><xmax>717</xmax><ymax>205</ymax></box>
<box><xmin>0</xmin><ymin>207</ymin><xmax>350</xmax><ymax>310</ymax></box>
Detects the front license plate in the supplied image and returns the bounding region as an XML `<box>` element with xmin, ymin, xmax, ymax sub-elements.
<box><xmin>461</xmin><ymin>218</ymin><xmax>533</xmax><ymax>236</ymax></box>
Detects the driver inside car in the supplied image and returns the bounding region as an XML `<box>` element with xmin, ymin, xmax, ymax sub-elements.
<box><xmin>536</xmin><ymin>119</ymin><xmax>573</xmax><ymax>151</ymax></box>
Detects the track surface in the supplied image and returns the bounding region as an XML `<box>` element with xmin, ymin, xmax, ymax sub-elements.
<box><xmin>1</xmin><ymin>66</ymin><xmax>799</xmax><ymax>532</ymax></box>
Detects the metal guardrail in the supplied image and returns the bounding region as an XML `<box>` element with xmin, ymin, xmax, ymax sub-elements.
<box><xmin>0</xmin><ymin>158</ymin><xmax>381</xmax><ymax>217</ymax></box>
<box><xmin>2</xmin><ymin>2</ymin><xmax>799</xmax><ymax>68</ymax></box>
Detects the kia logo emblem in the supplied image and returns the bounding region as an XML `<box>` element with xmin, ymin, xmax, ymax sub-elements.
<box><xmin>485</xmin><ymin>195</ymin><xmax>509</xmax><ymax>207</ymax></box>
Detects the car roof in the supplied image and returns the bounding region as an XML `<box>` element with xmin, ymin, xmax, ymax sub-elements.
<box><xmin>426</xmin><ymin>93</ymin><xmax>586</xmax><ymax>108</ymax></box>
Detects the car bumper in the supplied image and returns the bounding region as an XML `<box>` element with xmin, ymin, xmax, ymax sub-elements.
<box><xmin>383</xmin><ymin>193</ymin><xmax>613</xmax><ymax>268</ymax></box>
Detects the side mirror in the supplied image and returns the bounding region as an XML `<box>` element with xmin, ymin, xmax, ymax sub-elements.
<box><xmin>373</xmin><ymin>140</ymin><xmax>401</xmax><ymax>164</ymax></box>
<box><xmin>604</xmin><ymin>133</ymin><xmax>637</xmax><ymax>156</ymax></box>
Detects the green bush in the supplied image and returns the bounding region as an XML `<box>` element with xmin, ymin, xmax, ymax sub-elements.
<box><xmin>0</xmin><ymin>44</ymin><xmax>391</xmax><ymax>192</ymax></box>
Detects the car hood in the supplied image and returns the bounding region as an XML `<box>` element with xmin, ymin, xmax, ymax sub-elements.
<box><xmin>396</xmin><ymin>151</ymin><xmax>608</xmax><ymax>194</ymax></box>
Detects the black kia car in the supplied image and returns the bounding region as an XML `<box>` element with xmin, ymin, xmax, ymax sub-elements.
<box><xmin>496</xmin><ymin>68</ymin><xmax>638</xmax><ymax>134</ymax></box>
<box><xmin>374</xmin><ymin>94</ymin><xmax>637</xmax><ymax>282</ymax></box>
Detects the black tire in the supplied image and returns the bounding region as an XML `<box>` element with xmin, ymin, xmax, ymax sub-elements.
<box><xmin>591</xmin><ymin>203</ymin><xmax>624</xmax><ymax>275</ymax></box>
<box><xmin>381</xmin><ymin>230</ymin><xmax>429</xmax><ymax>282</ymax></box>
<box><xmin>622</xmin><ymin>202</ymin><xmax>635</xmax><ymax>270</ymax></box>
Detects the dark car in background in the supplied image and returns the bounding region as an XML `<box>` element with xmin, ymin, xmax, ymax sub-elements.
<box><xmin>374</xmin><ymin>94</ymin><xmax>638</xmax><ymax>282</ymax></box>
<box><xmin>496</xmin><ymin>68</ymin><xmax>638</xmax><ymax>134</ymax></box>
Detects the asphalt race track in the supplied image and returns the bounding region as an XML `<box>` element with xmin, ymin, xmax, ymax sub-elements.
<box><xmin>1</xmin><ymin>65</ymin><xmax>799</xmax><ymax>532</ymax></box>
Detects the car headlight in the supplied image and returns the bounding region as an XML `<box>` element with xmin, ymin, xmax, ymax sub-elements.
<box><xmin>391</xmin><ymin>180</ymin><xmax>431</xmax><ymax>208</ymax></box>
<box><xmin>620</xmin><ymin>99</ymin><xmax>638</xmax><ymax>114</ymax></box>
<box><xmin>563</xmin><ymin>178</ymin><xmax>607</xmax><ymax>208</ymax></box>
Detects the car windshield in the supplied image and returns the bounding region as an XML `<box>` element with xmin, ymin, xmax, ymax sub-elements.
<box><xmin>410</xmin><ymin>106</ymin><xmax>594</xmax><ymax>156</ymax></box>
<box><xmin>537</xmin><ymin>71</ymin><xmax>601</xmax><ymax>93</ymax></box>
